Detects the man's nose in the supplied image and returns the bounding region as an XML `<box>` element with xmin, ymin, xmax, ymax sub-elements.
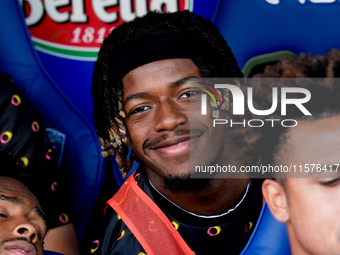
<box><xmin>14</xmin><ymin>219</ymin><xmax>39</xmax><ymax>244</ymax></box>
<box><xmin>154</xmin><ymin>100</ymin><xmax>188</xmax><ymax>132</ymax></box>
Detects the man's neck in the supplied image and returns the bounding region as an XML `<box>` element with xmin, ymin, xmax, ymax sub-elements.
<box><xmin>147</xmin><ymin>173</ymin><xmax>250</xmax><ymax>216</ymax></box>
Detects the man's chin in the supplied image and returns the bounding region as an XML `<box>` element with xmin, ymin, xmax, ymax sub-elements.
<box><xmin>163</xmin><ymin>174</ymin><xmax>211</xmax><ymax>194</ymax></box>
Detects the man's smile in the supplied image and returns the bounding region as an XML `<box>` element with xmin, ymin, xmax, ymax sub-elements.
<box><xmin>144</xmin><ymin>128</ymin><xmax>204</xmax><ymax>158</ymax></box>
<box><xmin>152</xmin><ymin>136</ymin><xmax>193</xmax><ymax>157</ymax></box>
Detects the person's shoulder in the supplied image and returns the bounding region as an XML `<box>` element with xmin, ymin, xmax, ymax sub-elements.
<box><xmin>44</xmin><ymin>251</ymin><xmax>65</xmax><ymax>255</ymax></box>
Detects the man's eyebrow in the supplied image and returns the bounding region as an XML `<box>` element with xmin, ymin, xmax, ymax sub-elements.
<box><xmin>0</xmin><ymin>194</ymin><xmax>19</xmax><ymax>204</ymax></box>
<box><xmin>123</xmin><ymin>76</ymin><xmax>199</xmax><ymax>106</ymax></box>
<box><xmin>0</xmin><ymin>194</ymin><xmax>47</xmax><ymax>226</ymax></box>
<box><xmin>170</xmin><ymin>76</ymin><xmax>198</xmax><ymax>87</ymax></box>
<box><xmin>32</xmin><ymin>206</ymin><xmax>47</xmax><ymax>225</ymax></box>
<box><xmin>123</xmin><ymin>92</ymin><xmax>150</xmax><ymax>106</ymax></box>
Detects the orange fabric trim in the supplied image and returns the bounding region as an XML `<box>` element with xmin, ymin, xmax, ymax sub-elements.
<box><xmin>107</xmin><ymin>172</ymin><xmax>194</xmax><ymax>255</ymax></box>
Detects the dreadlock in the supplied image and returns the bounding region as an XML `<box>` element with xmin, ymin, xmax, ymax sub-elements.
<box><xmin>92</xmin><ymin>10</ymin><xmax>243</xmax><ymax>178</ymax></box>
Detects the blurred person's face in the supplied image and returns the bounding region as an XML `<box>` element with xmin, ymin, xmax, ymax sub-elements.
<box><xmin>0</xmin><ymin>177</ymin><xmax>47</xmax><ymax>255</ymax></box>
<box><xmin>262</xmin><ymin>115</ymin><xmax>340</xmax><ymax>255</ymax></box>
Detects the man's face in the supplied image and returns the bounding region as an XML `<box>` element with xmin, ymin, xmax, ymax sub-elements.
<box><xmin>275</xmin><ymin>115</ymin><xmax>340</xmax><ymax>255</ymax></box>
<box><xmin>0</xmin><ymin>177</ymin><xmax>47</xmax><ymax>255</ymax></box>
<box><xmin>122</xmin><ymin>58</ymin><xmax>229</xmax><ymax>189</ymax></box>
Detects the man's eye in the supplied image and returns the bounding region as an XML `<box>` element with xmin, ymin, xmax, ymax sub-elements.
<box><xmin>320</xmin><ymin>178</ymin><xmax>340</xmax><ymax>186</ymax></box>
<box><xmin>130</xmin><ymin>106</ymin><xmax>150</xmax><ymax>115</ymax></box>
<box><xmin>180</xmin><ymin>90</ymin><xmax>200</xmax><ymax>99</ymax></box>
<box><xmin>0</xmin><ymin>213</ymin><xmax>8</xmax><ymax>218</ymax></box>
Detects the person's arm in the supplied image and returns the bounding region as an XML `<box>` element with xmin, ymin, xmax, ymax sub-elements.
<box><xmin>44</xmin><ymin>223</ymin><xmax>80</xmax><ymax>255</ymax></box>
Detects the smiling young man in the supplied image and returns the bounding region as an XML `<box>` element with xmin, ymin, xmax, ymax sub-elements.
<box><xmin>255</xmin><ymin>50</ymin><xmax>340</xmax><ymax>255</ymax></box>
<box><xmin>90</xmin><ymin>10</ymin><xmax>289</xmax><ymax>255</ymax></box>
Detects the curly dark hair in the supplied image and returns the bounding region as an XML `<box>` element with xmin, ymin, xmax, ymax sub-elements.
<box><xmin>252</xmin><ymin>49</ymin><xmax>340</xmax><ymax>167</ymax></box>
<box><xmin>92</xmin><ymin>10</ymin><xmax>243</xmax><ymax>177</ymax></box>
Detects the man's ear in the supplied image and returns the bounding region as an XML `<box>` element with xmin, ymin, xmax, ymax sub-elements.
<box><xmin>262</xmin><ymin>179</ymin><xmax>289</xmax><ymax>223</ymax></box>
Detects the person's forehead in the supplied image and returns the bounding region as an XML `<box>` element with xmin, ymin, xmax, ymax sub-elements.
<box><xmin>277</xmin><ymin>114</ymin><xmax>340</xmax><ymax>169</ymax></box>
<box><xmin>121</xmin><ymin>58</ymin><xmax>200</xmax><ymax>95</ymax></box>
<box><xmin>0</xmin><ymin>177</ymin><xmax>39</xmax><ymax>207</ymax></box>
<box><xmin>285</xmin><ymin>115</ymin><xmax>340</xmax><ymax>148</ymax></box>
